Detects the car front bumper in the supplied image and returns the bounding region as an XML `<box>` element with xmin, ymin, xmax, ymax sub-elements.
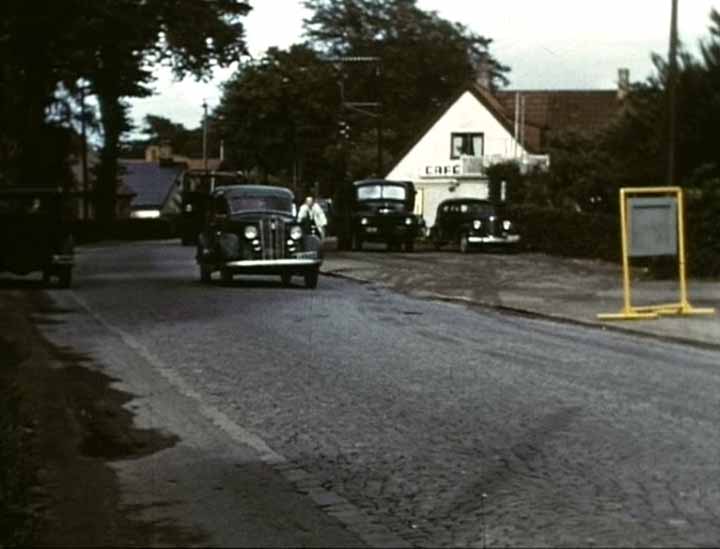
<box><xmin>223</xmin><ymin>258</ymin><xmax>321</xmax><ymax>268</ymax></box>
<box><xmin>467</xmin><ymin>235</ymin><xmax>521</xmax><ymax>245</ymax></box>
<box><xmin>217</xmin><ymin>253</ymin><xmax>322</xmax><ymax>275</ymax></box>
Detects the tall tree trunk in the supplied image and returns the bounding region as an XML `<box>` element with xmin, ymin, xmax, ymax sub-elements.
<box><xmin>95</xmin><ymin>91</ymin><xmax>125</xmax><ymax>229</ymax></box>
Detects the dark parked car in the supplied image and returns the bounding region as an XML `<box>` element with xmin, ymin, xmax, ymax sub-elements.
<box><xmin>430</xmin><ymin>198</ymin><xmax>520</xmax><ymax>253</ymax></box>
<box><xmin>0</xmin><ymin>187</ymin><xmax>75</xmax><ymax>287</ymax></box>
<box><xmin>335</xmin><ymin>179</ymin><xmax>422</xmax><ymax>252</ymax></box>
<box><xmin>179</xmin><ymin>170</ymin><xmax>246</xmax><ymax>245</ymax></box>
<box><xmin>195</xmin><ymin>185</ymin><xmax>322</xmax><ymax>288</ymax></box>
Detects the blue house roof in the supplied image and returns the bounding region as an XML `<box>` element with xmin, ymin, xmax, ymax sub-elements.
<box><xmin>119</xmin><ymin>161</ymin><xmax>183</xmax><ymax>209</ymax></box>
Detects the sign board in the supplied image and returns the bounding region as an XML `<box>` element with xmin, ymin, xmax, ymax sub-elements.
<box><xmin>627</xmin><ymin>197</ymin><xmax>677</xmax><ymax>257</ymax></box>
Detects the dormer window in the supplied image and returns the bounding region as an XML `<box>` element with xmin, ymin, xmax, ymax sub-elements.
<box><xmin>450</xmin><ymin>132</ymin><xmax>484</xmax><ymax>159</ymax></box>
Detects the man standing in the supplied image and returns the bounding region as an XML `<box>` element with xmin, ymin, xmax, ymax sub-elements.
<box><xmin>297</xmin><ymin>196</ymin><xmax>328</xmax><ymax>239</ymax></box>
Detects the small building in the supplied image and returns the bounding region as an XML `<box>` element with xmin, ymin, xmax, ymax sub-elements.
<box><xmin>118</xmin><ymin>145</ymin><xmax>223</xmax><ymax>219</ymax></box>
<box><xmin>119</xmin><ymin>160</ymin><xmax>184</xmax><ymax>219</ymax></box>
<box><xmin>386</xmin><ymin>76</ymin><xmax>624</xmax><ymax>227</ymax></box>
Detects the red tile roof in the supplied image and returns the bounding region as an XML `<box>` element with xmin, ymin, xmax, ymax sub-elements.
<box><xmin>495</xmin><ymin>89</ymin><xmax>621</xmax><ymax>151</ymax></box>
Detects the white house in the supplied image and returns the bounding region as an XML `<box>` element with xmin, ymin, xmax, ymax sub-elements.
<box><xmin>385</xmin><ymin>78</ymin><xmax>624</xmax><ymax>227</ymax></box>
<box><xmin>386</xmin><ymin>85</ymin><xmax>538</xmax><ymax>227</ymax></box>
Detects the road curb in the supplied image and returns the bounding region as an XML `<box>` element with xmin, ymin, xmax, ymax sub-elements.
<box><xmin>321</xmin><ymin>268</ymin><xmax>720</xmax><ymax>352</ymax></box>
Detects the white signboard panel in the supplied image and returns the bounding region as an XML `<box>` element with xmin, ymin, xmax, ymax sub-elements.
<box><xmin>627</xmin><ymin>197</ymin><xmax>677</xmax><ymax>257</ymax></box>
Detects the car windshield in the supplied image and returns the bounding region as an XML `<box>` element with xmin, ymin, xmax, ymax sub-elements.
<box><xmin>356</xmin><ymin>185</ymin><xmax>406</xmax><ymax>201</ymax></box>
<box><xmin>228</xmin><ymin>195</ymin><xmax>293</xmax><ymax>214</ymax></box>
<box><xmin>460</xmin><ymin>203</ymin><xmax>497</xmax><ymax>216</ymax></box>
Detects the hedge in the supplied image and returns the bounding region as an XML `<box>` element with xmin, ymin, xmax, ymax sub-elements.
<box><xmin>508</xmin><ymin>203</ymin><xmax>720</xmax><ymax>278</ymax></box>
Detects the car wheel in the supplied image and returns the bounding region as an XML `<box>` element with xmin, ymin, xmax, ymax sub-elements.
<box><xmin>281</xmin><ymin>272</ymin><xmax>292</xmax><ymax>286</ymax></box>
<box><xmin>304</xmin><ymin>269</ymin><xmax>319</xmax><ymax>289</ymax></box>
<box><xmin>57</xmin><ymin>267</ymin><xmax>72</xmax><ymax>289</ymax></box>
<box><xmin>404</xmin><ymin>240</ymin><xmax>415</xmax><ymax>253</ymax></box>
<box><xmin>459</xmin><ymin>234</ymin><xmax>470</xmax><ymax>254</ymax></box>
<box><xmin>220</xmin><ymin>268</ymin><xmax>233</xmax><ymax>284</ymax></box>
<box><xmin>42</xmin><ymin>270</ymin><xmax>52</xmax><ymax>286</ymax></box>
<box><xmin>200</xmin><ymin>264</ymin><xmax>212</xmax><ymax>283</ymax></box>
<box><xmin>352</xmin><ymin>233</ymin><xmax>363</xmax><ymax>251</ymax></box>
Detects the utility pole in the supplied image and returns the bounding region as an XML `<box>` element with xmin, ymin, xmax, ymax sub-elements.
<box><xmin>323</xmin><ymin>56</ymin><xmax>383</xmax><ymax>176</ymax></box>
<box><xmin>80</xmin><ymin>83</ymin><xmax>89</xmax><ymax>221</ymax></box>
<box><xmin>202</xmin><ymin>99</ymin><xmax>209</xmax><ymax>172</ymax></box>
<box><xmin>375</xmin><ymin>61</ymin><xmax>383</xmax><ymax>176</ymax></box>
<box><xmin>667</xmin><ymin>0</ymin><xmax>679</xmax><ymax>186</ymax></box>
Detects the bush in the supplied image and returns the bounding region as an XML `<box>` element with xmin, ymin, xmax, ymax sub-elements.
<box><xmin>508</xmin><ymin>205</ymin><xmax>621</xmax><ymax>262</ymax></box>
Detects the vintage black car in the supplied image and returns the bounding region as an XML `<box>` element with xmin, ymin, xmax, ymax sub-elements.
<box><xmin>179</xmin><ymin>170</ymin><xmax>246</xmax><ymax>245</ymax></box>
<box><xmin>195</xmin><ymin>185</ymin><xmax>322</xmax><ymax>288</ymax></box>
<box><xmin>335</xmin><ymin>179</ymin><xmax>422</xmax><ymax>252</ymax></box>
<box><xmin>430</xmin><ymin>198</ymin><xmax>520</xmax><ymax>253</ymax></box>
<box><xmin>0</xmin><ymin>187</ymin><xmax>75</xmax><ymax>287</ymax></box>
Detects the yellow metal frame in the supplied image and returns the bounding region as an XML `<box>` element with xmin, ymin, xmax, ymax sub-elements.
<box><xmin>598</xmin><ymin>186</ymin><xmax>715</xmax><ymax>321</ymax></box>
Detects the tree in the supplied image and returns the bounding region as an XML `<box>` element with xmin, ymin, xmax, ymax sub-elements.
<box><xmin>303</xmin><ymin>0</ymin><xmax>509</xmax><ymax>170</ymax></box>
<box><xmin>76</xmin><ymin>0</ymin><xmax>251</xmax><ymax>226</ymax></box>
<box><xmin>217</xmin><ymin>45</ymin><xmax>340</xmax><ymax>192</ymax></box>
<box><xmin>1</xmin><ymin>0</ymin><xmax>251</xmax><ymax>226</ymax></box>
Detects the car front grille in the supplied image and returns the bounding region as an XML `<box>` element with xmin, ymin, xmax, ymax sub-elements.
<box><xmin>258</xmin><ymin>217</ymin><xmax>286</xmax><ymax>260</ymax></box>
<box><xmin>487</xmin><ymin>217</ymin><xmax>498</xmax><ymax>236</ymax></box>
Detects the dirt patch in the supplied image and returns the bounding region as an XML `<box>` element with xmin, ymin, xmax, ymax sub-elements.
<box><xmin>0</xmin><ymin>291</ymin><xmax>206</xmax><ymax>547</ymax></box>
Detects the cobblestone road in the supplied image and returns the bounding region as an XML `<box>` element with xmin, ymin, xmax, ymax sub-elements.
<box><xmin>39</xmin><ymin>241</ymin><xmax>720</xmax><ymax>546</ymax></box>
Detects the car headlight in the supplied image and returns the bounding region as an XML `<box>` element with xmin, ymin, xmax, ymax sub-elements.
<box><xmin>290</xmin><ymin>225</ymin><xmax>303</xmax><ymax>240</ymax></box>
<box><xmin>405</xmin><ymin>217</ymin><xmax>413</xmax><ymax>226</ymax></box>
<box><xmin>360</xmin><ymin>217</ymin><xmax>368</xmax><ymax>226</ymax></box>
<box><xmin>503</xmin><ymin>220</ymin><xmax>512</xmax><ymax>231</ymax></box>
<box><xmin>184</xmin><ymin>204</ymin><xmax>193</xmax><ymax>213</ymax></box>
<box><xmin>244</xmin><ymin>225</ymin><xmax>258</xmax><ymax>240</ymax></box>
<box><xmin>473</xmin><ymin>220</ymin><xmax>482</xmax><ymax>230</ymax></box>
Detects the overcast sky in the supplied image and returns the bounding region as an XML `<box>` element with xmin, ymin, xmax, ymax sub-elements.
<box><xmin>127</xmin><ymin>0</ymin><xmax>719</xmax><ymax>132</ymax></box>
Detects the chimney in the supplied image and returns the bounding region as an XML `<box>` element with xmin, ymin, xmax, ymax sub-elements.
<box><xmin>617</xmin><ymin>68</ymin><xmax>630</xmax><ymax>100</ymax></box>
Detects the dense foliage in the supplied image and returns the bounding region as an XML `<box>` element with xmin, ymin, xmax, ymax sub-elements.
<box><xmin>1</xmin><ymin>0</ymin><xmax>250</xmax><ymax>225</ymax></box>
<box><xmin>214</xmin><ymin>0</ymin><xmax>508</xmax><ymax>195</ymax></box>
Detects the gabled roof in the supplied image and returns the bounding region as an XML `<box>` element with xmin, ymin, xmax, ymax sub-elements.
<box><xmin>386</xmin><ymin>82</ymin><xmax>542</xmax><ymax>177</ymax></box>
<box><xmin>387</xmin><ymin>82</ymin><xmax>623</xmax><ymax>176</ymax></box>
<box><xmin>119</xmin><ymin>161</ymin><xmax>183</xmax><ymax>209</ymax></box>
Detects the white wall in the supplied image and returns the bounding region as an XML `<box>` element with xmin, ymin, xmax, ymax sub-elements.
<box><xmin>386</xmin><ymin>91</ymin><xmax>527</xmax><ymax>183</ymax></box>
<box><xmin>387</xmin><ymin>90</ymin><xmax>526</xmax><ymax>227</ymax></box>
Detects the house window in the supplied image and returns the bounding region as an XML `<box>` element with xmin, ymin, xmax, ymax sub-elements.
<box><xmin>450</xmin><ymin>132</ymin><xmax>484</xmax><ymax>159</ymax></box>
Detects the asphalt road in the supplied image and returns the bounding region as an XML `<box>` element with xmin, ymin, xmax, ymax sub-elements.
<box><xmin>35</xmin><ymin>240</ymin><xmax>720</xmax><ymax>547</ymax></box>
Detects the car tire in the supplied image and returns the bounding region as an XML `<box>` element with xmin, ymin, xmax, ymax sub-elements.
<box><xmin>220</xmin><ymin>268</ymin><xmax>233</xmax><ymax>284</ymax></box>
<box><xmin>404</xmin><ymin>240</ymin><xmax>415</xmax><ymax>253</ymax></box>
<box><xmin>200</xmin><ymin>264</ymin><xmax>212</xmax><ymax>284</ymax></box>
<box><xmin>352</xmin><ymin>233</ymin><xmax>363</xmax><ymax>251</ymax></box>
<box><xmin>281</xmin><ymin>272</ymin><xmax>292</xmax><ymax>286</ymax></box>
<box><xmin>57</xmin><ymin>267</ymin><xmax>72</xmax><ymax>289</ymax></box>
<box><xmin>459</xmin><ymin>234</ymin><xmax>470</xmax><ymax>254</ymax></box>
<box><xmin>42</xmin><ymin>270</ymin><xmax>52</xmax><ymax>286</ymax></box>
<box><xmin>304</xmin><ymin>269</ymin><xmax>319</xmax><ymax>289</ymax></box>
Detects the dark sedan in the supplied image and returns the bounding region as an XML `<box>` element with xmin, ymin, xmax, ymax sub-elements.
<box><xmin>195</xmin><ymin>185</ymin><xmax>322</xmax><ymax>288</ymax></box>
<box><xmin>430</xmin><ymin>198</ymin><xmax>520</xmax><ymax>253</ymax></box>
